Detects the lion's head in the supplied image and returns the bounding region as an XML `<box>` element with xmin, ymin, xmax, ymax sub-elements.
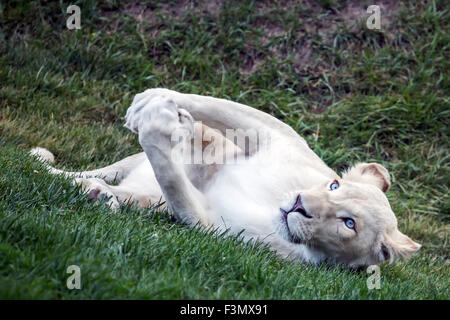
<box><xmin>281</xmin><ymin>163</ymin><xmax>421</xmax><ymax>268</ymax></box>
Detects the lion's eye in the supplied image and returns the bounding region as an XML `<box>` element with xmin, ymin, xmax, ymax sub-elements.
<box><xmin>330</xmin><ymin>180</ymin><xmax>339</xmax><ymax>190</ymax></box>
<box><xmin>344</xmin><ymin>218</ymin><xmax>355</xmax><ymax>229</ymax></box>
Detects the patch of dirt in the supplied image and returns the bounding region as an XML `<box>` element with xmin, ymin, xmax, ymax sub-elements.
<box><xmin>99</xmin><ymin>0</ymin><xmax>403</xmax><ymax>106</ymax></box>
<box><xmin>240</xmin><ymin>0</ymin><xmax>403</xmax><ymax>110</ymax></box>
<box><xmin>253</xmin><ymin>0</ymin><xmax>401</xmax><ymax>68</ymax></box>
<box><xmin>101</xmin><ymin>1</ymin><xmax>224</xmax><ymax>40</ymax></box>
<box><xmin>115</xmin><ymin>0</ymin><xmax>223</xmax><ymax>24</ymax></box>
<box><xmin>239</xmin><ymin>51</ymin><xmax>266</xmax><ymax>76</ymax></box>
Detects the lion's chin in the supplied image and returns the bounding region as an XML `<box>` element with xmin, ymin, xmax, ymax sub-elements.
<box><xmin>280</xmin><ymin>210</ymin><xmax>310</xmax><ymax>245</ymax></box>
<box><xmin>289</xmin><ymin>234</ymin><xmax>305</xmax><ymax>244</ymax></box>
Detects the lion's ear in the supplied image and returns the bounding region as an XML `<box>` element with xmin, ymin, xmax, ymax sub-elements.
<box><xmin>380</xmin><ymin>230</ymin><xmax>421</xmax><ymax>263</ymax></box>
<box><xmin>343</xmin><ymin>163</ymin><xmax>391</xmax><ymax>192</ymax></box>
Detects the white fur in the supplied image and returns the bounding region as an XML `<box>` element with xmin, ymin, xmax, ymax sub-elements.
<box><xmin>31</xmin><ymin>88</ymin><xmax>420</xmax><ymax>267</ymax></box>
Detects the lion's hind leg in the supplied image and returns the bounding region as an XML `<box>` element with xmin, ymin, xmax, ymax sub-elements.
<box><xmin>30</xmin><ymin>147</ymin><xmax>163</xmax><ymax>210</ymax></box>
<box><xmin>75</xmin><ymin>177</ymin><xmax>121</xmax><ymax>210</ymax></box>
<box><xmin>74</xmin><ymin>176</ymin><xmax>163</xmax><ymax>210</ymax></box>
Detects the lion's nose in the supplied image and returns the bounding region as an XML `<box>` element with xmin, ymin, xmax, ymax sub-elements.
<box><xmin>289</xmin><ymin>195</ymin><xmax>313</xmax><ymax>219</ymax></box>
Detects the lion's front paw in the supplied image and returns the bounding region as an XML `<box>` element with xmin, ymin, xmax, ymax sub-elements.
<box><xmin>125</xmin><ymin>91</ymin><xmax>194</xmax><ymax>148</ymax></box>
<box><xmin>125</xmin><ymin>88</ymin><xmax>176</xmax><ymax>134</ymax></box>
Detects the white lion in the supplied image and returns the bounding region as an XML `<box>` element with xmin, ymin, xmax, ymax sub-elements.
<box><xmin>31</xmin><ymin>88</ymin><xmax>421</xmax><ymax>268</ymax></box>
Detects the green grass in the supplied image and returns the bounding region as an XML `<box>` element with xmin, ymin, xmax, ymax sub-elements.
<box><xmin>0</xmin><ymin>0</ymin><xmax>449</xmax><ymax>299</ymax></box>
